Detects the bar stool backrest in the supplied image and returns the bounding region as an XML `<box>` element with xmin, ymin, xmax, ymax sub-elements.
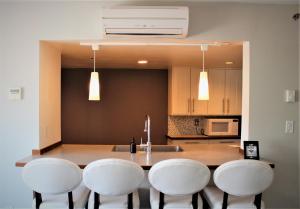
<box><xmin>149</xmin><ymin>159</ymin><xmax>211</xmax><ymax>196</ymax></box>
<box><xmin>214</xmin><ymin>160</ymin><xmax>274</xmax><ymax>197</ymax></box>
<box><xmin>22</xmin><ymin>158</ymin><xmax>82</xmax><ymax>195</ymax></box>
<box><xmin>83</xmin><ymin>159</ymin><xmax>144</xmax><ymax>196</ymax></box>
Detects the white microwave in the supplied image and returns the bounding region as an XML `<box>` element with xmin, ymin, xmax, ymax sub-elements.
<box><xmin>203</xmin><ymin>118</ymin><xmax>239</xmax><ymax>136</ymax></box>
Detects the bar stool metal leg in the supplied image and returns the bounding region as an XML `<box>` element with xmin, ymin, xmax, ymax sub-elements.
<box><xmin>68</xmin><ymin>192</ymin><xmax>74</xmax><ymax>209</ymax></box>
<box><xmin>254</xmin><ymin>193</ymin><xmax>262</xmax><ymax>209</ymax></box>
<box><xmin>192</xmin><ymin>193</ymin><xmax>198</xmax><ymax>209</ymax></box>
<box><xmin>34</xmin><ymin>191</ymin><xmax>42</xmax><ymax>209</ymax></box>
<box><xmin>94</xmin><ymin>192</ymin><xmax>100</xmax><ymax>209</ymax></box>
<box><xmin>128</xmin><ymin>193</ymin><xmax>133</xmax><ymax>209</ymax></box>
<box><xmin>222</xmin><ymin>192</ymin><xmax>228</xmax><ymax>209</ymax></box>
<box><xmin>159</xmin><ymin>192</ymin><xmax>165</xmax><ymax>209</ymax></box>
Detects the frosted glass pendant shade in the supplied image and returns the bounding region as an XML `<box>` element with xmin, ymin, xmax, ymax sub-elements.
<box><xmin>198</xmin><ymin>71</ymin><xmax>209</xmax><ymax>100</ymax></box>
<box><xmin>89</xmin><ymin>72</ymin><xmax>100</xmax><ymax>101</ymax></box>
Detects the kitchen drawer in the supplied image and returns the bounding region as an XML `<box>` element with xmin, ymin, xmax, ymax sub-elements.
<box><xmin>208</xmin><ymin>139</ymin><xmax>240</xmax><ymax>144</ymax></box>
<box><xmin>168</xmin><ymin>139</ymin><xmax>209</xmax><ymax>145</ymax></box>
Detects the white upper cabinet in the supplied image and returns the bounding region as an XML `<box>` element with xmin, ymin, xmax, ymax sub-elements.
<box><xmin>169</xmin><ymin>66</ymin><xmax>208</xmax><ymax>115</ymax></box>
<box><xmin>207</xmin><ymin>69</ymin><xmax>226</xmax><ymax>115</ymax></box>
<box><xmin>207</xmin><ymin>69</ymin><xmax>242</xmax><ymax>115</ymax></box>
<box><xmin>168</xmin><ymin>66</ymin><xmax>191</xmax><ymax>115</ymax></box>
<box><xmin>168</xmin><ymin>66</ymin><xmax>242</xmax><ymax>116</ymax></box>
<box><xmin>225</xmin><ymin>69</ymin><xmax>242</xmax><ymax>115</ymax></box>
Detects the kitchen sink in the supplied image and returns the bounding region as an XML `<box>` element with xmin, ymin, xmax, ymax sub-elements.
<box><xmin>112</xmin><ymin>145</ymin><xmax>184</xmax><ymax>152</ymax></box>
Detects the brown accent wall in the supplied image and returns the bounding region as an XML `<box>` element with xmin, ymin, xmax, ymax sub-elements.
<box><xmin>61</xmin><ymin>68</ymin><xmax>168</xmax><ymax>145</ymax></box>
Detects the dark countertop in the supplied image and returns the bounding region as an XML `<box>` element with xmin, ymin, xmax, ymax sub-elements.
<box><xmin>166</xmin><ymin>134</ymin><xmax>241</xmax><ymax>140</ymax></box>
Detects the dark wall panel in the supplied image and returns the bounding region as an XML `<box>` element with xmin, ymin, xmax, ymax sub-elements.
<box><xmin>61</xmin><ymin>69</ymin><xmax>168</xmax><ymax>145</ymax></box>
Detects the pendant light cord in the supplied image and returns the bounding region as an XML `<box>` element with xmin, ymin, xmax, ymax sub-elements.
<box><xmin>202</xmin><ymin>49</ymin><xmax>205</xmax><ymax>72</ymax></box>
<box><xmin>93</xmin><ymin>50</ymin><xmax>96</xmax><ymax>72</ymax></box>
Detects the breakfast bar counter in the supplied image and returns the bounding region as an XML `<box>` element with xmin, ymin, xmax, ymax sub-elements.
<box><xmin>15</xmin><ymin>143</ymin><xmax>273</xmax><ymax>169</ymax></box>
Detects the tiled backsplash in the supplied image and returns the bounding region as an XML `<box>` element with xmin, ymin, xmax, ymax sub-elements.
<box><xmin>168</xmin><ymin>116</ymin><xmax>205</xmax><ymax>135</ymax></box>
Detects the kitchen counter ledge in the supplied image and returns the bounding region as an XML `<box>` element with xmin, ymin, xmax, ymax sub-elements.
<box><xmin>15</xmin><ymin>143</ymin><xmax>274</xmax><ymax>169</ymax></box>
<box><xmin>166</xmin><ymin>134</ymin><xmax>241</xmax><ymax>140</ymax></box>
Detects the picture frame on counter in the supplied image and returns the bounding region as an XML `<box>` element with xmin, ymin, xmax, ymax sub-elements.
<box><xmin>244</xmin><ymin>141</ymin><xmax>260</xmax><ymax>160</ymax></box>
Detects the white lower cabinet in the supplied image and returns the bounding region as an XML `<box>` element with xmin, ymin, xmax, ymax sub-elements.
<box><xmin>168</xmin><ymin>139</ymin><xmax>239</xmax><ymax>145</ymax></box>
<box><xmin>168</xmin><ymin>139</ymin><xmax>209</xmax><ymax>145</ymax></box>
<box><xmin>208</xmin><ymin>139</ymin><xmax>240</xmax><ymax>144</ymax></box>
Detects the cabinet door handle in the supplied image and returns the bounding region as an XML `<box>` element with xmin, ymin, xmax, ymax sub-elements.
<box><xmin>188</xmin><ymin>99</ymin><xmax>190</xmax><ymax>113</ymax></box>
<box><xmin>192</xmin><ymin>98</ymin><xmax>195</xmax><ymax>113</ymax></box>
<box><xmin>227</xmin><ymin>99</ymin><xmax>230</xmax><ymax>114</ymax></box>
<box><xmin>220</xmin><ymin>141</ymin><xmax>235</xmax><ymax>144</ymax></box>
<box><xmin>222</xmin><ymin>98</ymin><xmax>225</xmax><ymax>114</ymax></box>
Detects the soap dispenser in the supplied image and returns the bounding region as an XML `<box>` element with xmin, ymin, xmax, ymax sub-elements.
<box><xmin>130</xmin><ymin>137</ymin><xmax>136</xmax><ymax>153</ymax></box>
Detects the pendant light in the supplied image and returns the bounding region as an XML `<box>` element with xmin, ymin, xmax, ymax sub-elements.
<box><xmin>198</xmin><ymin>44</ymin><xmax>209</xmax><ymax>100</ymax></box>
<box><xmin>89</xmin><ymin>45</ymin><xmax>100</xmax><ymax>101</ymax></box>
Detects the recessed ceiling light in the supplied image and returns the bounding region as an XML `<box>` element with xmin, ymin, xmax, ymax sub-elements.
<box><xmin>225</xmin><ymin>61</ymin><xmax>234</xmax><ymax>65</ymax></box>
<box><xmin>138</xmin><ymin>60</ymin><xmax>148</xmax><ymax>64</ymax></box>
<box><xmin>222</xmin><ymin>42</ymin><xmax>232</xmax><ymax>46</ymax></box>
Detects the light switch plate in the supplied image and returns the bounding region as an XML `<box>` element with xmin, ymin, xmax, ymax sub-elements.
<box><xmin>285</xmin><ymin>90</ymin><xmax>296</xmax><ymax>103</ymax></box>
<box><xmin>8</xmin><ymin>88</ymin><xmax>22</xmax><ymax>100</ymax></box>
<box><xmin>285</xmin><ymin>120</ymin><xmax>294</xmax><ymax>134</ymax></box>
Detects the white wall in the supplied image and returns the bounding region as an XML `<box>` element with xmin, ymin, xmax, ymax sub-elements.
<box><xmin>0</xmin><ymin>1</ymin><xmax>299</xmax><ymax>208</ymax></box>
<box><xmin>39</xmin><ymin>41</ymin><xmax>61</xmax><ymax>149</ymax></box>
<box><xmin>0</xmin><ymin>2</ymin><xmax>104</xmax><ymax>208</ymax></box>
<box><xmin>0</xmin><ymin>3</ymin><xmax>40</xmax><ymax>206</ymax></box>
<box><xmin>241</xmin><ymin>41</ymin><xmax>250</xmax><ymax>145</ymax></box>
<box><xmin>0</xmin><ymin>10</ymin><xmax>4</xmax><ymax>205</ymax></box>
<box><xmin>298</xmin><ymin>3</ymin><xmax>300</xmax><ymax>204</ymax></box>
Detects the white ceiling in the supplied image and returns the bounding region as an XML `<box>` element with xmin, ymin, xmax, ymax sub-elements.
<box><xmin>49</xmin><ymin>41</ymin><xmax>243</xmax><ymax>69</ymax></box>
<box><xmin>0</xmin><ymin>0</ymin><xmax>298</xmax><ymax>4</ymax></box>
<box><xmin>172</xmin><ymin>0</ymin><xmax>299</xmax><ymax>4</ymax></box>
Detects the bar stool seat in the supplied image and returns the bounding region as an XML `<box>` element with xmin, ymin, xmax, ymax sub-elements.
<box><xmin>203</xmin><ymin>160</ymin><xmax>273</xmax><ymax>209</ymax></box>
<box><xmin>87</xmin><ymin>190</ymin><xmax>140</xmax><ymax>209</ymax></box>
<box><xmin>83</xmin><ymin>159</ymin><xmax>144</xmax><ymax>209</ymax></box>
<box><xmin>32</xmin><ymin>182</ymin><xmax>90</xmax><ymax>209</ymax></box>
<box><xmin>150</xmin><ymin>187</ymin><xmax>203</xmax><ymax>209</ymax></box>
<box><xmin>203</xmin><ymin>186</ymin><xmax>266</xmax><ymax>209</ymax></box>
<box><xmin>22</xmin><ymin>158</ymin><xmax>90</xmax><ymax>209</ymax></box>
<box><xmin>149</xmin><ymin>159</ymin><xmax>211</xmax><ymax>209</ymax></box>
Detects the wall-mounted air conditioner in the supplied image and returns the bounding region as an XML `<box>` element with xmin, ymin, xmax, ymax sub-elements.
<box><xmin>102</xmin><ymin>6</ymin><xmax>189</xmax><ymax>38</ymax></box>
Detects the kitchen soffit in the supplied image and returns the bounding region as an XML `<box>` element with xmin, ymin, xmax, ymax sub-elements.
<box><xmin>180</xmin><ymin>0</ymin><xmax>298</xmax><ymax>4</ymax></box>
<box><xmin>0</xmin><ymin>0</ymin><xmax>297</xmax><ymax>4</ymax></box>
<box><xmin>48</xmin><ymin>41</ymin><xmax>243</xmax><ymax>70</ymax></box>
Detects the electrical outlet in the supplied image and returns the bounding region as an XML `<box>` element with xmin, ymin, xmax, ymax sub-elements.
<box><xmin>285</xmin><ymin>90</ymin><xmax>296</xmax><ymax>103</ymax></box>
<box><xmin>194</xmin><ymin>119</ymin><xmax>200</xmax><ymax>126</ymax></box>
<box><xmin>285</xmin><ymin>120</ymin><xmax>294</xmax><ymax>134</ymax></box>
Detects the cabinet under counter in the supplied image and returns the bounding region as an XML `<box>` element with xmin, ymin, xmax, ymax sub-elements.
<box><xmin>166</xmin><ymin>134</ymin><xmax>241</xmax><ymax>145</ymax></box>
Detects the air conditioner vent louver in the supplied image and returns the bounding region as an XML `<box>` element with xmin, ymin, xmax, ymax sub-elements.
<box><xmin>102</xmin><ymin>6</ymin><xmax>189</xmax><ymax>38</ymax></box>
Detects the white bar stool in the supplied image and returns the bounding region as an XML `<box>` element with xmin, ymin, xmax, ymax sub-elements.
<box><xmin>83</xmin><ymin>159</ymin><xmax>145</xmax><ymax>209</ymax></box>
<box><xmin>203</xmin><ymin>160</ymin><xmax>274</xmax><ymax>209</ymax></box>
<box><xmin>148</xmin><ymin>159</ymin><xmax>211</xmax><ymax>209</ymax></box>
<box><xmin>22</xmin><ymin>158</ymin><xmax>90</xmax><ymax>209</ymax></box>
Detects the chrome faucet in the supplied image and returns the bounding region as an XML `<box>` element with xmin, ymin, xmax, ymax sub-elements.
<box><xmin>140</xmin><ymin>115</ymin><xmax>151</xmax><ymax>153</ymax></box>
